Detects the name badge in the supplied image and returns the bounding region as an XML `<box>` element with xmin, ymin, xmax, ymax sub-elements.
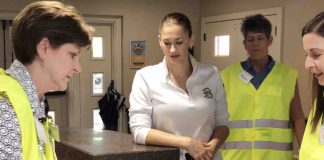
<box><xmin>239</xmin><ymin>70</ymin><xmax>253</xmax><ymax>84</ymax></box>
<box><xmin>320</xmin><ymin>125</ymin><xmax>324</xmax><ymax>144</ymax></box>
<box><xmin>49</xmin><ymin>121</ymin><xmax>60</xmax><ymax>142</ymax></box>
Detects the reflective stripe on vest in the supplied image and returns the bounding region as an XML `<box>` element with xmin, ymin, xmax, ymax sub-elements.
<box><xmin>255</xmin><ymin>141</ymin><xmax>292</xmax><ymax>150</ymax></box>
<box><xmin>256</xmin><ymin>119</ymin><xmax>291</xmax><ymax>128</ymax></box>
<box><xmin>223</xmin><ymin>141</ymin><xmax>292</xmax><ymax>150</ymax></box>
<box><xmin>228</xmin><ymin>120</ymin><xmax>253</xmax><ymax>129</ymax></box>
<box><xmin>223</xmin><ymin>141</ymin><xmax>252</xmax><ymax>149</ymax></box>
<box><xmin>228</xmin><ymin>119</ymin><xmax>291</xmax><ymax>129</ymax></box>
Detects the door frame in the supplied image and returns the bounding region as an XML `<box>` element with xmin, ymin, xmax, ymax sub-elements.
<box><xmin>201</xmin><ymin>7</ymin><xmax>283</xmax><ymax>63</ymax></box>
<box><xmin>0</xmin><ymin>11</ymin><xmax>16</xmax><ymax>19</ymax></box>
<box><xmin>68</xmin><ymin>15</ymin><xmax>123</xmax><ymax>128</ymax></box>
<box><xmin>0</xmin><ymin>11</ymin><xmax>16</xmax><ymax>69</ymax></box>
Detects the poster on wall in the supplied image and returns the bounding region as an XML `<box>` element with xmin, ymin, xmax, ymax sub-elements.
<box><xmin>130</xmin><ymin>40</ymin><xmax>146</xmax><ymax>69</ymax></box>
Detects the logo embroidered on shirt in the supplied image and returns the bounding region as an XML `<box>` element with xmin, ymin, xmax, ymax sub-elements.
<box><xmin>202</xmin><ymin>88</ymin><xmax>213</xmax><ymax>98</ymax></box>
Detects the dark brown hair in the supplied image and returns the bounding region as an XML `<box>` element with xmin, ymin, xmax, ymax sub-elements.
<box><xmin>302</xmin><ymin>12</ymin><xmax>324</xmax><ymax>132</ymax></box>
<box><xmin>11</xmin><ymin>1</ymin><xmax>94</xmax><ymax>64</ymax></box>
<box><xmin>241</xmin><ymin>14</ymin><xmax>272</xmax><ymax>39</ymax></box>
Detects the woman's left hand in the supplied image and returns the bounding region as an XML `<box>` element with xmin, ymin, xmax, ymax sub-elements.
<box><xmin>203</xmin><ymin>139</ymin><xmax>218</xmax><ymax>159</ymax></box>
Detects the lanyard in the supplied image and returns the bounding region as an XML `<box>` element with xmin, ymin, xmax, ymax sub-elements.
<box><xmin>34</xmin><ymin>117</ymin><xmax>48</xmax><ymax>144</ymax></box>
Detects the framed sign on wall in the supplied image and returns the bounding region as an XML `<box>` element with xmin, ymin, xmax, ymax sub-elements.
<box><xmin>130</xmin><ymin>40</ymin><xmax>146</xmax><ymax>69</ymax></box>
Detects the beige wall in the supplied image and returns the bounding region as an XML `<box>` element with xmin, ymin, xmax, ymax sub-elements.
<box><xmin>201</xmin><ymin>0</ymin><xmax>323</xmax><ymax>116</ymax></box>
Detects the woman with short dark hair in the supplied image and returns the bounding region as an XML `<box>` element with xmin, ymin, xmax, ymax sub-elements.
<box><xmin>0</xmin><ymin>1</ymin><xmax>94</xmax><ymax>159</ymax></box>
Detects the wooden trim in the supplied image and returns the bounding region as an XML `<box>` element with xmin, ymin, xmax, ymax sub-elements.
<box><xmin>0</xmin><ymin>11</ymin><xmax>17</xmax><ymax>19</ymax></box>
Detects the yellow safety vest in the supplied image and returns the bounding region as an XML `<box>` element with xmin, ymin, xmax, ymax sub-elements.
<box><xmin>0</xmin><ymin>69</ymin><xmax>56</xmax><ymax>160</ymax></box>
<box><xmin>299</xmin><ymin>102</ymin><xmax>324</xmax><ymax>160</ymax></box>
<box><xmin>220</xmin><ymin>62</ymin><xmax>297</xmax><ymax>160</ymax></box>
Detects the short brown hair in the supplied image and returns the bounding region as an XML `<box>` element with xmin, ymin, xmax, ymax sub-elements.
<box><xmin>11</xmin><ymin>1</ymin><xmax>94</xmax><ymax>64</ymax></box>
<box><xmin>241</xmin><ymin>14</ymin><xmax>272</xmax><ymax>39</ymax></box>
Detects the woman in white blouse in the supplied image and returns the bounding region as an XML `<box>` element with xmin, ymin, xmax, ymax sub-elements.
<box><xmin>129</xmin><ymin>12</ymin><xmax>229</xmax><ymax>160</ymax></box>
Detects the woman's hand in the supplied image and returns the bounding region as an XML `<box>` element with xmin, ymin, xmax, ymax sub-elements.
<box><xmin>185</xmin><ymin>138</ymin><xmax>214</xmax><ymax>160</ymax></box>
<box><xmin>204</xmin><ymin>139</ymin><xmax>218</xmax><ymax>159</ymax></box>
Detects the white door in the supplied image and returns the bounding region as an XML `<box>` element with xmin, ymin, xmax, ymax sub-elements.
<box><xmin>201</xmin><ymin>7</ymin><xmax>282</xmax><ymax>70</ymax></box>
<box><xmin>67</xmin><ymin>16</ymin><xmax>123</xmax><ymax>130</ymax></box>
<box><xmin>79</xmin><ymin>24</ymin><xmax>113</xmax><ymax>128</ymax></box>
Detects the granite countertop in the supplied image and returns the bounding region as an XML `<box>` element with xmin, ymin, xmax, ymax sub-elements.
<box><xmin>56</xmin><ymin>128</ymin><xmax>179</xmax><ymax>160</ymax></box>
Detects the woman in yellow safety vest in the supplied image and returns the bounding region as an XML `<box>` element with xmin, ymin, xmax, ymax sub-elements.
<box><xmin>0</xmin><ymin>1</ymin><xmax>93</xmax><ymax>159</ymax></box>
<box><xmin>300</xmin><ymin>12</ymin><xmax>324</xmax><ymax>160</ymax></box>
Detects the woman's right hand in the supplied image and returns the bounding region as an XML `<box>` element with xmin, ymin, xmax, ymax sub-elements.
<box><xmin>185</xmin><ymin>138</ymin><xmax>213</xmax><ymax>160</ymax></box>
